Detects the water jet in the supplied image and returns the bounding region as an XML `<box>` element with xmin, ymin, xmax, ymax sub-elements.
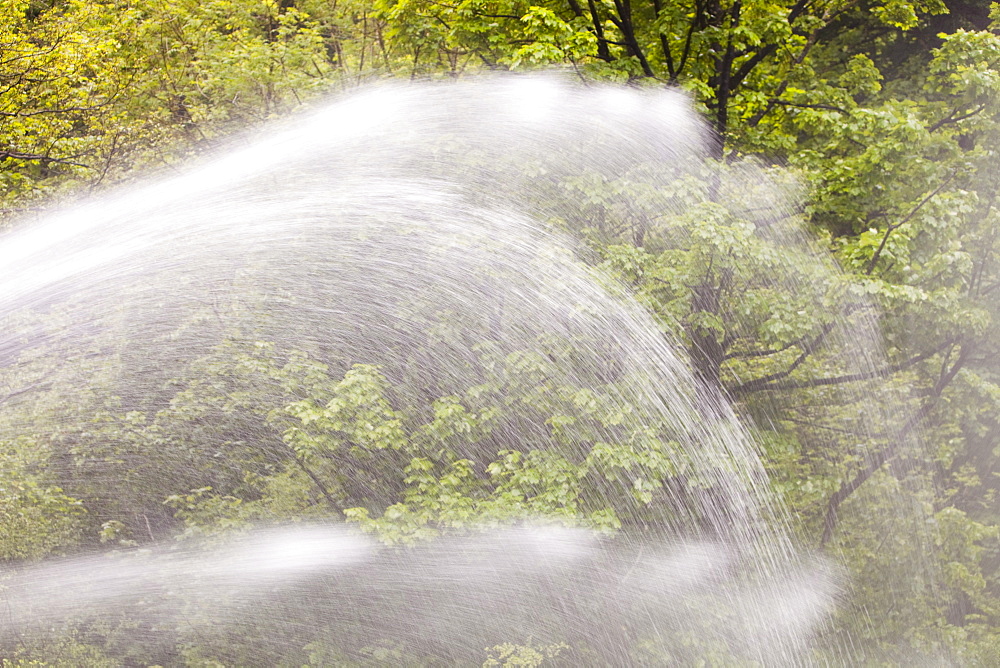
<box><xmin>0</xmin><ymin>76</ymin><xmax>931</xmax><ymax>665</ymax></box>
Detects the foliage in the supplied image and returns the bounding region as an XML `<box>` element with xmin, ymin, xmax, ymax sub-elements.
<box><xmin>3</xmin><ymin>0</ymin><xmax>1000</xmax><ymax>663</ymax></box>
<box><xmin>481</xmin><ymin>642</ymin><xmax>568</xmax><ymax>667</ymax></box>
<box><xmin>0</xmin><ymin>436</ymin><xmax>83</xmax><ymax>560</ymax></box>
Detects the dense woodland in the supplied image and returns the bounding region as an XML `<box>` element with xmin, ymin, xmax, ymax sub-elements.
<box><xmin>3</xmin><ymin>0</ymin><xmax>1000</xmax><ymax>665</ymax></box>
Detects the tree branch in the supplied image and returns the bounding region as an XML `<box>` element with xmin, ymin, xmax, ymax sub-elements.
<box><xmin>650</xmin><ymin>0</ymin><xmax>676</xmax><ymax>80</ymax></box>
<box><xmin>745</xmin><ymin>0</ymin><xmax>837</xmax><ymax>129</ymax></box>
<box><xmin>610</xmin><ymin>0</ymin><xmax>656</xmax><ymax>77</ymax></box>
<box><xmin>0</xmin><ymin>149</ymin><xmax>89</xmax><ymax>168</ymax></box>
<box><xmin>820</xmin><ymin>343</ymin><xmax>969</xmax><ymax>546</ymax></box>
<box><xmin>0</xmin><ymin>104</ymin><xmax>107</xmax><ymax>118</ymax></box>
<box><xmin>287</xmin><ymin>451</ymin><xmax>340</xmax><ymax>511</ymax></box>
<box><xmin>0</xmin><ymin>382</ymin><xmax>53</xmax><ymax>405</ymax></box>
<box><xmin>728</xmin><ymin>323</ymin><xmax>834</xmax><ymax>396</ymax></box>
<box><xmin>729</xmin><ymin>43</ymin><xmax>778</xmax><ymax>91</ymax></box>
<box><xmin>770</xmin><ymin>100</ymin><xmax>850</xmax><ymax>114</ymax></box>
<box><xmin>729</xmin><ymin>338</ymin><xmax>954</xmax><ymax>397</ymax></box>
<box><xmin>864</xmin><ymin>173</ymin><xmax>955</xmax><ymax>275</ymax></box>
<box><xmin>928</xmin><ymin>104</ymin><xmax>987</xmax><ymax>133</ymax></box>
<box><xmin>586</xmin><ymin>0</ymin><xmax>613</xmax><ymax>62</ymax></box>
<box><xmin>723</xmin><ymin>340</ymin><xmax>798</xmax><ymax>361</ymax></box>
<box><xmin>676</xmin><ymin>2</ymin><xmax>703</xmax><ymax>78</ymax></box>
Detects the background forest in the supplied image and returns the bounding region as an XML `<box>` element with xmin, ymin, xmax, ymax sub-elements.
<box><xmin>3</xmin><ymin>0</ymin><xmax>1000</xmax><ymax>665</ymax></box>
